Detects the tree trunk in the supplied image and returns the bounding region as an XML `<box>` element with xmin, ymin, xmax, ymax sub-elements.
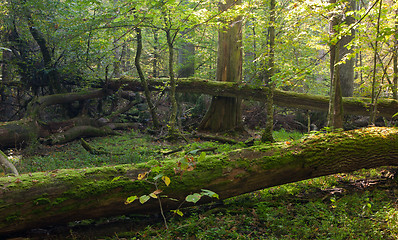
<box><xmin>369</xmin><ymin>0</ymin><xmax>383</xmax><ymax>125</ymax></box>
<box><xmin>328</xmin><ymin>41</ymin><xmax>344</xmax><ymax>129</ymax></box>
<box><xmin>339</xmin><ymin>0</ymin><xmax>356</xmax><ymax>97</ymax></box>
<box><xmin>261</xmin><ymin>0</ymin><xmax>276</xmax><ymax>142</ymax></box>
<box><xmin>134</xmin><ymin>28</ymin><xmax>160</xmax><ymax>129</ymax></box>
<box><xmin>198</xmin><ymin>0</ymin><xmax>243</xmax><ymax>133</ymax></box>
<box><xmin>152</xmin><ymin>29</ymin><xmax>160</xmax><ymax>78</ymax></box>
<box><xmin>165</xmin><ymin>28</ymin><xmax>180</xmax><ymax>138</ymax></box>
<box><xmin>393</xmin><ymin>8</ymin><xmax>398</xmax><ymax>100</ymax></box>
<box><xmin>0</xmin><ymin>127</ymin><xmax>397</xmax><ymax>235</ymax></box>
<box><xmin>327</xmin><ymin>0</ymin><xmax>344</xmax><ymax>129</ymax></box>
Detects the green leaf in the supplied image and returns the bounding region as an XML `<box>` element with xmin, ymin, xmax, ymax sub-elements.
<box><xmin>201</xmin><ymin>189</ymin><xmax>219</xmax><ymax>199</ymax></box>
<box><xmin>149</xmin><ymin>193</ymin><xmax>158</xmax><ymax>199</ymax></box>
<box><xmin>188</xmin><ymin>149</ymin><xmax>199</xmax><ymax>155</ymax></box>
<box><xmin>171</xmin><ymin>209</ymin><xmax>184</xmax><ymax>216</ymax></box>
<box><xmin>151</xmin><ymin>166</ymin><xmax>162</xmax><ymax>173</ymax></box>
<box><xmin>153</xmin><ymin>173</ymin><xmax>163</xmax><ymax>181</ymax></box>
<box><xmin>185</xmin><ymin>193</ymin><xmax>202</xmax><ymax>203</ymax></box>
<box><xmin>139</xmin><ymin>195</ymin><xmax>150</xmax><ymax>204</ymax></box>
<box><xmin>125</xmin><ymin>195</ymin><xmax>137</xmax><ymax>204</ymax></box>
<box><xmin>198</xmin><ymin>152</ymin><xmax>206</xmax><ymax>161</ymax></box>
<box><xmin>392</xmin><ymin>112</ymin><xmax>398</xmax><ymax>118</ymax></box>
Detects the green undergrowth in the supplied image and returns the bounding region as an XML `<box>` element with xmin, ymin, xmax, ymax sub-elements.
<box><xmin>107</xmin><ymin>169</ymin><xmax>398</xmax><ymax>240</ymax></box>
<box><xmin>11</xmin><ymin>131</ymin><xmax>158</xmax><ymax>173</ymax></box>
<box><xmin>8</xmin><ymin>129</ymin><xmax>303</xmax><ymax>174</ymax></box>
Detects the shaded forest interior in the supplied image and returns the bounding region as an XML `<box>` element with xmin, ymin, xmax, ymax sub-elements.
<box><xmin>0</xmin><ymin>0</ymin><xmax>398</xmax><ymax>238</ymax></box>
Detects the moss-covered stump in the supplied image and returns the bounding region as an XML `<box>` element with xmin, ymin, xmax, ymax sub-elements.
<box><xmin>111</xmin><ymin>77</ymin><xmax>398</xmax><ymax>118</ymax></box>
<box><xmin>0</xmin><ymin>127</ymin><xmax>397</xmax><ymax>235</ymax></box>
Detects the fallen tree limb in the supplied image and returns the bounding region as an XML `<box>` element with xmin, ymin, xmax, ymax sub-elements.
<box><xmin>43</xmin><ymin>125</ymin><xmax>120</xmax><ymax>145</ymax></box>
<box><xmin>1</xmin><ymin>77</ymin><xmax>397</xmax><ymax>148</ymax></box>
<box><xmin>0</xmin><ymin>150</ymin><xmax>19</xmax><ymax>176</ymax></box>
<box><xmin>81</xmin><ymin>138</ymin><xmax>124</xmax><ymax>155</ymax></box>
<box><xmin>110</xmin><ymin>77</ymin><xmax>398</xmax><ymax>118</ymax></box>
<box><xmin>0</xmin><ymin>127</ymin><xmax>397</xmax><ymax>235</ymax></box>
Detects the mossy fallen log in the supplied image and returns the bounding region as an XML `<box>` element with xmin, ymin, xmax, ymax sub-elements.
<box><xmin>110</xmin><ymin>77</ymin><xmax>398</xmax><ymax>118</ymax></box>
<box><xmin>0</xmin><ymin>127</ymin><xmax>397</xmax><ymax>235</ymax></box>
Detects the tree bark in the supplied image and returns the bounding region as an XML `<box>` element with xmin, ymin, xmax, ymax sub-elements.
<box><xmin>198</xmin><ymin>0</ymin><xmax>243</xmax><ymax>133</ymax></box>
<box><xmin>339</xmin><ymin>0</ymin><xmax>356</xmax><ymax>97</ymax></box>
<box><xmin>165</xmin><ymin>28</ymin><xmax>180</xmax><ymax>138</ymax></box>
<box><xmin>261</xmin><ymin>0</ymin><xmax>276</xmax><ymax>142</ymax></box>
<box><xmin>393</xmin><ymin>8</ymin><xmax>398</xmax><ymax>100</ymax></box>
<box><xmin>369</xmin><ymin>0</ymin><xmax>383</xmax><ymax>125</ymax></box>
<box><xmin>0</xmin><ymin>150</ymin><xmax>19</xmax><ymax>176</ymax></box>
<box><xmin>0</xmin><ymin>127</ymin><xmax>397</xmax><ymax>235</ymax></box>
<box><xmin>327</xmin><ymin>0</ymin><xmax>344</xmax><ymax>129</ymax></box>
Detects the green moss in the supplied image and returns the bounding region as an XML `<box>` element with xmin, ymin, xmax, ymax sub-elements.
<box><xmin>234</xmin><ymin>172</ymin><xmax>249</xmax><ymax>179</ymax></box>
<box><xmin>5</xmin><ymin>213</ymin><xmax>20</xmax><ymax>223</ymax></box>
<box><xmin>34</xmin><ymin>197</ymin><xmax>51</xmax><ymax>206</ymax></box>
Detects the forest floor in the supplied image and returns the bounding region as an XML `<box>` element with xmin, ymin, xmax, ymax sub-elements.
<box><xmin>3</xmin><ymin>129</ymin><xmax>398</xmax><ymax>240</ymax></box>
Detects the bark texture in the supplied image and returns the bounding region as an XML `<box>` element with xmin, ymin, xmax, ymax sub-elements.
<box><xmin>198</xmin><ymin>0</ymin><xmax>243</xmax><ymax>133</ymax></box>
<box><xmin>0</xmin><ymin>127</ymin><xmax>397</xmax><ymax>235</ymax></box>
<box><xmin>339</xmin><ymin>0</ymin><xmax>356</xmax><ymax>97</ymax></box>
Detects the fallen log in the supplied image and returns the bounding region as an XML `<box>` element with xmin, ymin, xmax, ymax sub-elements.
<box><xmin>2</xmin><ymin>77</ymin><xmax>397</xmax><ymax>148</ymax></box>
<box><xmin>110</xmin><ymin>77</ymin><xmax>398</xmax><ymax>118</ymax></box>
<box><xmin>0</xmin><ymin>127</ymin><xmax>397</xmax><ymax>235</ymax></box>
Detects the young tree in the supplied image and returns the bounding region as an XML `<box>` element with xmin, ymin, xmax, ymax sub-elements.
<box><xmin>261</xmin><ymin>0</ymin><xmax>276</xmax><ymax>142</ymax></box>
<box><xmin>135</xmin><ymin>27</ymin><xmax>160</xmax><ymax>129</ymax></box>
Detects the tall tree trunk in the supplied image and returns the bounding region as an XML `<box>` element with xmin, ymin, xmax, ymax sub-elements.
<box><xmin>393</xmin><ymin>8</ymin><xmax>398</xmax><ymax>100</ymax></box>
<box><xmin>165</xmin><ymin>28</ymin><xmax>179</xmax><ymax>137</ymax></box>
<box><xmin>135</xmin><ymin>28</ymin><xmax>160</xmax><ymax>129</ymax></box>
<box><xmin>369</xmin><ymin>0</ymin><xmax>383</xmax><ymax>125</ymax></box>
<box><xmin>261</xmin><ymin>0</ymin><xmax>276</xmax><ymax>142</ymax></box>
<box><xmin>1</xmin><ymin>49</ymin><xmax>12</xmax><ymax>102</ymax></box>
<box><xmin>198</xmin><ymin>0</ymin><xmax>243</xmax><ymax>133</ymax></box>
<box><xmin>152</xmin><ymin>29</ymin><xmax>159</xmax><ymax>78</ymax></box>
<box><xmin>339</xmin><ymin>0</ymin><xmax>356</xmax><ymax>97</ymax></box>
<box><xmin>327</xmin><ymin>0</ymin><xmax>344</xmax><ymax>129</ymax></box>
<box><xmin>0</xmin><ymin>127</ymin><xmax>397</xmax><ymax>235</ymax></box>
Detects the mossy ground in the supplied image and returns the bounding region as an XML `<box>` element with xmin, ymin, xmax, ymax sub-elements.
<box><xmin>1</xmin><ymin>129</ymin><xmax>397</xmax><ymax>239</ymax></box>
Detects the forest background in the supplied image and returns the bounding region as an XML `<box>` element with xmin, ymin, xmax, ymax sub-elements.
<box><xmin>0</xmin><ymin>0</ymin><xmax>398</xmax><ymax>239</ymax></box>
